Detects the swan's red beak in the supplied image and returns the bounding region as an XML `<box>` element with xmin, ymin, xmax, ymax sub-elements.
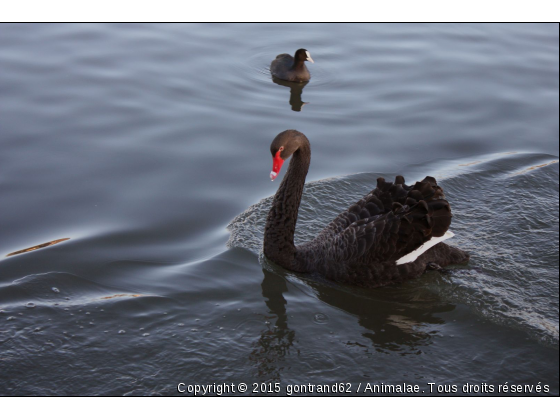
<box><xmin>270</xmin><ymin>150</ymin><xmax>284</xmax><ymax>181</ymax></box>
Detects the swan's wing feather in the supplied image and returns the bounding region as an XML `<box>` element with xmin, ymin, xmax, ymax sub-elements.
<box><xmin>314</xmin><ymin>175</ymin><xmax>412</xmax><ymax>242</ymax></box>
<box><xmin>323</xmin><ymin>176</ymin><xmax>452</xmax><ymax>263</ymax></box>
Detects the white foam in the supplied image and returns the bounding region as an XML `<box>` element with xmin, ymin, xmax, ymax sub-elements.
<box><xmin>396</xmin><ymin>231</ymin><xmax>455</xmax><ymax>265</ymax></box>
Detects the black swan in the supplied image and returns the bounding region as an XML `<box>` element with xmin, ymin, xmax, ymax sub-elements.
<box><xmin>263</xmin><ymin>130</ymin><xmax>469</xmax><ymax>288</ymax></box>
<box><xmin>270</xmin><ymin>49</ymin><xmax>314</xmax><ymax>82</ymax></box>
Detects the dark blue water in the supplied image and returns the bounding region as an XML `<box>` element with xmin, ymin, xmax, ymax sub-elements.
<box><xmin>0</xmin><ymin>23</ymin><xmax>558</xmax><ymax>396</ymax></box>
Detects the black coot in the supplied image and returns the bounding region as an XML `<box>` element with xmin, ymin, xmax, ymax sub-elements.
<box><xmin>270</xmin><ymin>49</ymin><xmax>314</xmax><ymax>82</ymax></box>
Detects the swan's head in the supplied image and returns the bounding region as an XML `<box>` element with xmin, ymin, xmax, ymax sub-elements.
<box><xmin>269</xmin><ymin>130</ymin><xmax>307</xmax><ymax>181</ymax></box>
<box><xmin>295</xmin><ymin>48</ymin><xmax>314</xmax><ymax>64</ymax></box>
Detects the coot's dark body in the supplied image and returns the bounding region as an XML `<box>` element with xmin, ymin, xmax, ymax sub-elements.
<box><xmin>270</xmin><ymin>49</ymin><xmax>313</xmax><ymax>82</ymax></box>
<box><xmin>263</xmin><ymin>130</ymin><xmax>469</xmax><ymax>288</ymax></box>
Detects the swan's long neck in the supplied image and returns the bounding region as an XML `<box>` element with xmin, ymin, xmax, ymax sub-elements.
<box><xmin>264</xmin><ymin>141</ymin><xmax>311</xmax><ymax>270</ymax></box>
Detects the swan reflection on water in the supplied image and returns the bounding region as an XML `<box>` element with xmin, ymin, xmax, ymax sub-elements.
<box><xmin>271</xmin><ymin>77</ymin><xmax>309</xmax><ymax>112</ymax></box>
<box><xmin>250</xmin><ymin>269</ymin><xmax>295</xmax><ymax>380</ymax></box>
<box><xmin>250</xmin><ymin>266</ymin><xmax>455</xmax><ymax>379</ymax></box>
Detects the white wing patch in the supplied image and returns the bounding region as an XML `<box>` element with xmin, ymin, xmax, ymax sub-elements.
<box><xmin>396</xmin><ymin>231</ymin><xmax>455</xmax><ymax>265</ymax></box>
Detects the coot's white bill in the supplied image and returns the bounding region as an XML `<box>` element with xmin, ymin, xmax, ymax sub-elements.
<box><xmin>305</xmin><ymin>51</ymin><xmax>314</xmax><ymax>63</ymax></box>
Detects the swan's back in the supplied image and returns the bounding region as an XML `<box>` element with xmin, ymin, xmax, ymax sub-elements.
<box><xmin>295</xmin><ymin>175</ymin><xmax>468</xmax><ymax>286</ymax></box>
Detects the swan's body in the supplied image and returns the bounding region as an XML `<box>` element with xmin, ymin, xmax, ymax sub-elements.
<box><xmin>263</xmin><ymin>130</ymin><xmax>469</xmax><ymax>288</ymax></box>
<box><xmin>270</xmin><ymin>49</ymin><xmax>314</xmax><ymax>83</ymax></box>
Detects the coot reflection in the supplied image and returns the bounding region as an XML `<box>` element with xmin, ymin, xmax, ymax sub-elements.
<box><xmin>272</xmin><ymin>76</ymin><xmax>309</xmax><ymax>112</ymax></box>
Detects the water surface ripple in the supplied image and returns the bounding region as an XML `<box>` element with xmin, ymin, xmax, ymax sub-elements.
<box><xmin>0</xmin><ymin>23</ymin><xmax>558</xmax><ymax>396</ymax></box>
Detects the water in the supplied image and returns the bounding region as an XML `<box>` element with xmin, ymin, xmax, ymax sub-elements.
<box><xmin>0</xmin><ymin>23</ymin><xmax>558</xmax><ymax>396</ymax></box>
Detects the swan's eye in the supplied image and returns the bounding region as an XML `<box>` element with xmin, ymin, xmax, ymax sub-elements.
<box><xmin>279</xmin><ymin>146</ymin><xmax>284</xmax><ymax>152</ymax></box>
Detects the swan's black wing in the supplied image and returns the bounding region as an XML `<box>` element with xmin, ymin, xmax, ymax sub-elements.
<box><xmin>309</xmin><ymin>176</ymin><xmax>452</xmax><ymax>264</ymax></box>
